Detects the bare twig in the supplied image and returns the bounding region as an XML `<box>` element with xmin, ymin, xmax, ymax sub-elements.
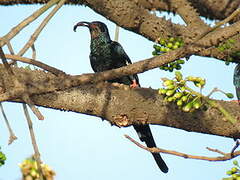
<box><xmin>0</xmin><ymin>47</ymin><xmax>44</xmax><ymax>120</ymax></box>
<box><xmin>17</xmin><ymin>0</ymin><xmax>67</xmax><ymax>56</ymax></box>
<box><xmin>23</xmin><ymin>104</ymin><xmax>44</xmax><ymax>180</ymax></box>
<box><xmin>0</xmin><ymin>103</ymin><xmax>17</xmax><ymax>145</ymax></box>
<box><xmin>5</xmin><ymin>54</ymin><xmax>66</xmax><ymax>76</ymax></box>
<box><xmin>125</xmin><ymin>134</ymin><xmax>240</xmax><ymax>161</ymax></box>
<box><xmin>0</xmin><ymin>0</ymin><xmax>60</xmax><ymax>48</ymax></box>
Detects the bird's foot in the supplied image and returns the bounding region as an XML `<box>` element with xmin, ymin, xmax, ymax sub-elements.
<box><xmin>130</xmin><ymin>80</ymin><xmax>139</xmax><ymax>88</ymax></box>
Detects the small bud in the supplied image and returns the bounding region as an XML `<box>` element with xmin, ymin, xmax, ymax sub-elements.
<box><xmin>175</xmin><ymin>71</ymin><xmax>183</xmax><ymax>81</ymax></box>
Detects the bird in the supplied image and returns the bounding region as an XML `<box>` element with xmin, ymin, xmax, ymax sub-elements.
<box><xmin>234</xmin><ymin>63</ymin><xmax>240</xmax><ymax>104</ymax></box>
<box><xmin>73</xmin><ymin>21</ymin><xmax>168</xmax><ymax>173</ymax></box>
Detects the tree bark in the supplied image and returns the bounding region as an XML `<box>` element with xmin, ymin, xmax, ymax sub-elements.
<box><xmin>1</xmin><ymin>65</ymin><xmax>239</xmax><ymax>139</ymax></box>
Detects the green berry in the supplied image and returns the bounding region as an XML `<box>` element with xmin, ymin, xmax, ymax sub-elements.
<box><xmin>166</xmin><ymin>84</ymin><xmax>175</xmax><ymax>90</ymax></box>
<box><xmin>167</xmin><ymin>42</ymin><xmax>173</xmax><ymax>48</ymax></box>
<box><xmin>160</xmin><ymin>47</ymin><xmax>165</xmax><ymax>52</ymax></box>
<box><xmin>165</xmin><ymin>48</ymin><xmax>171</xmax><ymax>52</ymax></box>
<box><xmin>167</xmin><ymin>96</ymin><xmax>175</xmax><ymax>102</ymax></box>
<box><xmin>169</xmin><ymin>37</ymin><xmax>175</xmax><ymax>42</ymax></box>
<box><xmin>193</xmin><ymin>102</ymin><xmax>201</xmax><ymax>109</ymax></box>
<box><xmin>160</xmin><ymin>39</ymin><xmax>166</xmax><ymax>45</ymax></box>
<box><xmin>233</xmin><ymin>160</ymin><xmax>239</xmax><ymax>166</ymax></box>
<box><xmin>175</xmin><ymin>41</ymin><xmax>180</xmax><ymax>46</ymax></box>
<box><xmin>163</xmin><ymin>80</ymin><xmax>174</xmax><ymax>86</ymax></box>
<box><xmin>174</xmin><ymin>92</ymin><xmax>183</xmax><ymax>99</ymax></box>
<box><xmin>232</xmin><ymin>167</ymin><xmax>238</xmax><ymax>173</ymax></box>
<box><xmin>158</xmin><ymin>88</ymin><xmax>167</xmax><ymax>95</ymax></box>
<box><xmin>232</xmin><ymin>174</ymin><xmax>238</xmax><ymax>178</ymax></box>
<box><xmin>194</xmin><ymin>82</ymin><xmax>202</xmax><ymax>88</ymax></box>
<box><xmin>176</xmin><ymin>59</ymin><xmax>185</xmax><ymax>64</ymax></box>
<box><xmin>218</xmin><ymin>46</ymin><xmax>225</xmax><ymax>52</ymax></box>
<box><xmin>227</xmin><ymin>170</ymin><xmax>233</xmax><ymax>175</ymax></box>
<box><xmin>172</xmin><ymin>45</ymin><xmax>179</xmax><ymax>49</ymax></box>
<box><xmin>152</xmin><ymin>51</ymin><xmax>158</xmax><ymax>56</ymax></box>
<box><xmin>166</xmin><ymin>89</ymin><xmax>176</xmax><ymax>96</ymax></box>
<box><xmin>182</xmin><ymin>102</ymin><xmax>193</xmax><ymax>112</ymax></box>
<box><xmin>175</xmin><ymin>65</ymin><xmax>182</xmax><ymax>70</ymax></box>
<box><xmin>177</xmin><ymin>100</ymin><xmax>183</xmax><ymax>106</ymax></box>
<box><xmin>226</xmin><ymin>93</ymin><xmax>234</xmax><ymax>99</ymax></box>
<box><xmin>181</xmin><ymin>95</ymin><xmax>188</xmax><ymax>102</ymax></box>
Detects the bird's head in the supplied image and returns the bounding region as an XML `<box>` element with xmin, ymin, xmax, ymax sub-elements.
<box><xmin>73</xmin><ymin>21</ymin><xmax>110</xmax><ymax>41</ymax></box>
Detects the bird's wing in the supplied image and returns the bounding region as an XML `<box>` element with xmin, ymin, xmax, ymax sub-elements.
<box><xmin>111</xmin><ymin>41</ymin><xmax>139</xmax><ymax>85</ymax></box>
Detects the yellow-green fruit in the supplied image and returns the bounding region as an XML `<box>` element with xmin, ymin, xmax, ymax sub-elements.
<box><xmin>165</xmin><ymin>48</ymin><xmax>171</xmax><ymax>52</ymax></box>
<box><xmin>199</xmin><ymin>79</ymin><xmax>206</xmax><ymax>87</ymax></box>
<box><xmin>160</xmin><ymin>47</ymin><xmax>166</xmax><ymax>52</ymax></box>
<box><xmin>227</xmin><ymin>170</ymin><xmax>233</xmax><ymax>175</ymax></box>
<box><xmin>195</xmin><ymin>77</ymin><xmax>203</xmax><ymax>82</ymax></box>
<box><xmin>174</xmin><ymin>92</ymin><xmax>183</xmax><ymax>99</ymax></box>
<box><xmin>180</xmin><ymin>86</ymin><xmax>186</xmax><ymax>91</ymax></box>
<box><xmin>177</xmin><ymin>100</ymin><xmax>183</xmax><ymax>106</ymax></box>
<box><xmin>160</xmin><ymin>39</ymin><xmax>166</xmax><ymax>45</ymax></box>
<box><xmin>169</xmin><ymin>37</ymin><xmax>175</xmax><ymax>42</ymax></box>
<box><xmin>30</xmin><ymin>169</ymin><xmax>37</xmax><ymax>177</ymax></box>
<box><xmin>175</xmin><ymin>41</ymin><xmax>180</xmax><ymax>46</ymax></box>
<box><xmin>25</xmin><ymin>175</ymin><xmax>33</xmax><ymax>180</ymax></box>
<box><xmin>163</xmin><ymin>80</ymin><xmax>174</xmax><ymax>86</ymax></box>
<box><xmin>166</xmin><ymin>84</ymin><xmax>175</xmax><ymax>90</ymax></box>
<box><xmin>167</xmin><ymin>97</ymin><xmax>175</xmax><ymax>102</ymax></box>
<box><xmin>167</xmin><ymin>42</ymin><xmax>173</xmax><ymax>48</ymax></box>
<box><xmin>194</xmin><ymin>82</ymin><xmax>202</xmax><ymax>88</ymax></box>
<box><xmin>193</xmin><ymin>102</ymin><xmax>201</xmax><ymax>109</ymax></box>
<box><xmin>182</xmin><ymin>102</ymin><xmax>193</xmax><ymax>112</ymax></box>
<box><xmin>181</xmin><ymin>95</ymin><xmax>188</xmax><ymax>102</ymax></box>
<box><xmin>232</xmin><ymin>174</ymin><xmax>238</xmax><ymax>178</ymax></box>
<box><xmin>186</xmin><ymin>76</ymin><xmax>195</xmax><ymax>81</ymax></box>
<box><xmin>158</xmin><ymin>88</ymin><xmax>167</xmax><ymax>95</ymax></box>
<box><xmin>233</xmin><ymin>160</ymin><xmax>239</xmax><ymax>166</ymax></box>
<box><xmin>236</xmin><ymin>176</ymin><xmax>240</xmax><ymax>180</ymax></box>
<box><xmin>232</xmin><ymin>167</ymin><xmax>238</xmax><ymax>173</ymax></box>
<box><xmin>172</xmin><ymin>44</ymin><xmax>179</xmax><ymax>49</ymax></box>
<box><xmin>226</xmin><ymin>93</ymin><xmax>234</xmax><ymax>99</ymax></box>
<box><xmin>166</xmin><ymin>90</ymin><xmax>175</xmax><ymax>96</ymax></box>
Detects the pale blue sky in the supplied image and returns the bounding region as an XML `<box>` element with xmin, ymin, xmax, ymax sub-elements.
<box><xmin>0</xmin><ymin>4</ymin><xmax>237</xmax><ymax>180</ymax></box>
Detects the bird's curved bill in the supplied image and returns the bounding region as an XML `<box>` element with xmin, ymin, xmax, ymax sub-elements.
<box><xmin>73</xmin><ymin>21</ymin><xmax>90</xmax><ymax>32</ymax></box>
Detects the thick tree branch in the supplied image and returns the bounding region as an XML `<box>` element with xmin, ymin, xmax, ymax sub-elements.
<box><xmin>1</xmin><ymin>0</ymin><xmax>239</xmax><ymax>23</ymax></box>
<box><xmin>0</xmin><ymin>66</ymin><xmax>239</xmax><ymax>139</ymax></box>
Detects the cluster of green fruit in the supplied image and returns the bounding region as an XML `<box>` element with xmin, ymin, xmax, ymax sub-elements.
<box><xmin>152</xmin><ymin>37</ymin><xmax>185</xmax><ymax>72</ymax></box>
<box><xmin>223</xmin><ymin>160</ymin><xmax>240</xmax><ymax>180</ymax></box>
<box><xmin>158</xmin><ymin>71</ymin><xmax>205</xmax><ymax>112</ymax></box>
<box><xmin>0</xmin><ymin>150</ymin><xmax>6</xmax><ymax>167</ymax></box>
<box><xmin>217</xmin><ymin>39</ymin><xmax>236</xmax><ymax>66</ymax></box>
<box><xmin>19</xmin><ymin>157</ymin><xmax>55</xmax><ymax>180</ymax></box>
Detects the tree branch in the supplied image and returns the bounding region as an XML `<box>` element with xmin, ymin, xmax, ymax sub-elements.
<box><xmin>0</xmin><ymin>66</ymin><xmax>239</xmax><ymax>139</ymax></box>
<box><xmin>125</xmin><ymin>135</ymin><xmax>240</xmax><ymax>161</ymax></box>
